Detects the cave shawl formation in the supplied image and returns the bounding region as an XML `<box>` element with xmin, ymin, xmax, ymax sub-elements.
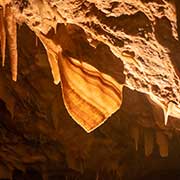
<box><xmin>0</xmin><ymin>0</ymin><xmax>180</xmax><ymax>179</ymax></box>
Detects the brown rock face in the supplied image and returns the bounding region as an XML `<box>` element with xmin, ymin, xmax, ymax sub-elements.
<box><xmin>0</xmin><ymin>0</ymin><xmax>180</xmax><ymax>179</ymax></box>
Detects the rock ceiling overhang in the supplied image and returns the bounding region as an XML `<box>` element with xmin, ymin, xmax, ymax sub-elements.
<box><xmin>0</xmin><ymin>0</ymin><xmax>180</xmax><ymax>134</ymax></box>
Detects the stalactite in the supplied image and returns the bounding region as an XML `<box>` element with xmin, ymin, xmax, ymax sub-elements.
<box><xmin>144</xmin><ymin>129</ymin><xmax>154</xmax><ymax>157</ymax></box>
<box><xmin>130</xmin><ymin>126</ymin><xmax>139</xmax><ymax>151</ymax></box>
<box><xmin>58</xmin><ymin>52</ymin><xmax>123</xmax><ymax>133</ymax></box>
<box><xmin>46</xmin><ymin>51</ymin><xmax>61</xmax><ymax>85</ymax></box>
<box><xmin>96</xmin><ymin>172</ymin><xmax>99</xmax><ymax>180</ymax></box>
<box><xmin>0</xmin><ymin>6</ymin><xmax>6</xmax><ymax>67</ymax></box>
<box><xmin>156</xmin><ymin>131</ymin><xmax>169</xmax><ymax>157</ymax></box>
<box><xmin>5</xmin><ymin>5</ymin><xmax>18</xmax><ymax>81</ymax></box>
<box><xmin>164</xmin><ymin>101</ymin><xmax>180</xmax><ymax>125</ymax></box>
<box><xmin>147</xmin><ymin>94</ymin><xmax>169</xmax><ymax>127</ymax></box>
<box><xmin>38</xmin><ymin>33</ymin><xmax>61</xmax><ymax>85</ymax></box>
<box><xmin>35</xmin><ymin>36</ymin><xmax>39</xmax><ymax>47</ymax></box>
<box><xmin>164</xmin><ymin>102</ymin><xmax>172</xmax><ymax>125</ymax></box>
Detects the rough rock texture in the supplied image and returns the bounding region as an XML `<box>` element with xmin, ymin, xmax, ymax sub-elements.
<box><xmin>0</xmin><ymin>0</ymin><xmax>180</xmax><ymax>179</ymax></box>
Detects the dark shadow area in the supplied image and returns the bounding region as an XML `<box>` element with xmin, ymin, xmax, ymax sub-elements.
<box><xmin>24</xmin><ymin>168</ymin><xmax>43</xmax><ymax>180</ymax></box>
<box><xmin>12</xmin><ymin>169</ymin><xmax>24</xmax><ymax>180</ymax></box>
<box><xmin>48</xmin><ymin>169</ymin><xmax>81</xmax><ymax>180</ymax></box>
<box><xmin>0</xmin><ymin>99</ymin><xmax>11</xmax><ymax>130</ymax></box>
<box><xmin>137</xmin><ymin>169</ymin><xmax>180</xmax><ymax>180</ymax></box>
<box><xmin>12</xmin><ymin>168</ymin><xmax>43</xmax><ymax>180</ymax></box>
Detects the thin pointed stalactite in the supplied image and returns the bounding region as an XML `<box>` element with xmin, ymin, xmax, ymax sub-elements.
<box><xmin>35</xmin><ymin>36</ymin><xmax>38</xmax><ymax>47</ymax></box>
<box><xmin>164</xmin><ymin>107</ymin><xmax>169</xmax><ymax>126</ymax></box>
<box><xmin>156</xmin><ymin>131</ymin><xmax>169</xmax><ymax>157</ymax></box>
<box><xmin>5</xmin><ymin>5</ymin><xmax>18</xmax><ymax>81</ymax></box>
<box><xmin>144</xmin><ymin>129</ymin><xmax>154</xmax><ymax>157</ymax></box>
<box><xmin>147</xmin><ymin>94</ymin><xmax>171</xmax><ymax>126</ymax></box>
<box><xmin>130</xmin><ymin>126</ymin><xmax>139</xmax><ymax>151</ymax></box>
<box><xmin>164</xmin><ymin>102</ymin><xmax>178</xmax><ymax>125</ymax></box>
<box><xmin>0</xmin><ymin>6</ymin><xmax>6</xmax><ymax>67</ymax></box>
<box><xmin>46</xmin><ymin>50</ymin><xmax>61</xmax><ymax>85</ymax></box>
<box><xmin>163</xmin><ymin>102</ymin><xmax>172</xmax><ymax>126</ymax></box>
